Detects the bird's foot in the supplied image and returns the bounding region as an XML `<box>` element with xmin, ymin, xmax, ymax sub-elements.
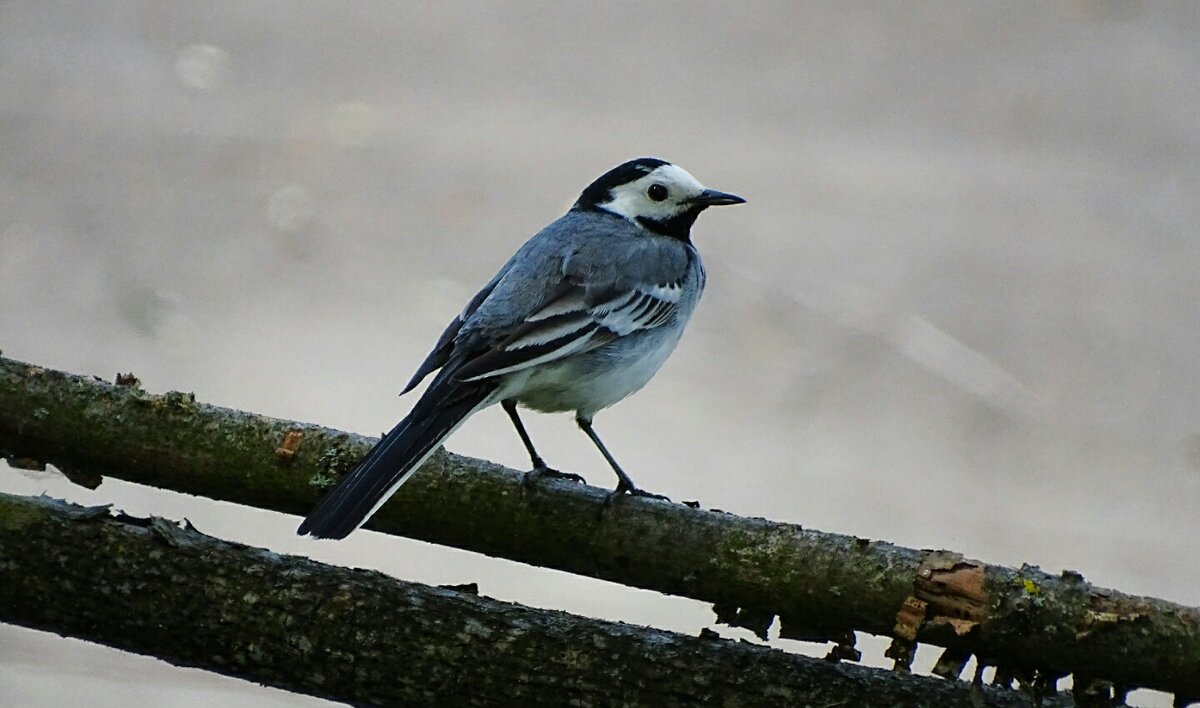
<box><xmin>600</xmin><ymin>483</ymin><xmax>670</xmax><ymax>511</ymax></box>
<box><xmin>521</xmin><ymin>464</ymin><xmax>586</xmax><ymax>489</ymax></box>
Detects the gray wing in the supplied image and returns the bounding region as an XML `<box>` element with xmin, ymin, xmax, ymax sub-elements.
<box><xmin>451</xmin><ymin>233</ymin><xmax>691</xmax><ymax>383</ymax></box>
<box><xmin>400</xmin><ymin>274</ymin><xmax>501</xmax><ymax>395</ymax></box>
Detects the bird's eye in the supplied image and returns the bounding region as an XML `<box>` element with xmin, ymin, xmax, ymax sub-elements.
<box><xmin>647</xmin><ymin>183</ymin><xmax>668</xmax><ymax>202</ymax></box>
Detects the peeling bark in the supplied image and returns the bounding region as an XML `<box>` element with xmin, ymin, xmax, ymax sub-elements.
<box><xmin>1</xmin><ymin>354</ymin><xmax>1198</xmax><ymax>703</ymax></box>
<box><xmin>0</xmin><ymin>493</ymin><xmax>1072</xmax><ymax>708</ymax></box>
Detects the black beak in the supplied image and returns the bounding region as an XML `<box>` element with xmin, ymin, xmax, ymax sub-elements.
<box><xmin>690</xmin><ymin>188</ymin><xmax>746</xmax><ymax>207</ymax></box>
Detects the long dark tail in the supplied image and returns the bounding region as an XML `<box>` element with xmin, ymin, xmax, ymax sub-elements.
<box><xmin>297</xmin><ymin>382</ymin><xmax>492</xmax><ymax>539</ymax></box>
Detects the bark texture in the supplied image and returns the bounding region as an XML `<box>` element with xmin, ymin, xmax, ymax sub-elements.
<box><xmin>1</xmin><ymin>354</ymin><xmax>1198</xmax><ymax>703</ymax></box>
<box><xmin>0</xmin><ymin>493</ymin><xmax>1072</xmax><ymax>708</ymax></box>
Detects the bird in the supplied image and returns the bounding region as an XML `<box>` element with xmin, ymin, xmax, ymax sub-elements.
<box><xmin>297</xmin><ymin>157</ymin><xmax>745</xmax><ymax>539</ymax></box>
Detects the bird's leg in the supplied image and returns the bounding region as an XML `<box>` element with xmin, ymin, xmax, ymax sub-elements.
<box><xmin>502</xmin><ymin>399</ymin><xmax>585</xmax><ymax>486</ymax></box>
<box><xmin>575</xmin><ymin>415</ymin><xmax>669</xmax><ymax>505</ymax></box>
<box><xmin>502</xmin><ymin>399</ymin><xmax>552</xmax><ymax>473</ymax></box>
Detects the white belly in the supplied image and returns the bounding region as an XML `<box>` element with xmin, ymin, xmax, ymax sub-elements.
<box><xmin>508</xmin><ymin>325</ymin><xmax>686</xmax><ymax>417</ymax></box>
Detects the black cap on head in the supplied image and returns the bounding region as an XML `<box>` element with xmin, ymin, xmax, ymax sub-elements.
<box><xmin>575</xmin><ymin>158</ymin><xmax>669</xmax><ymax>210</ymax></box>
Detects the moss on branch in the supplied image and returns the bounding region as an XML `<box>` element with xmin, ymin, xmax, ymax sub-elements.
<box><xmin>0</xmin><ymin>493</ymin><xmax>1076</xmax><ymax>707</ymax></box>
<box><xmin>1</xmin><ymin>354</ymin><xmax>1198</xmax><ymax>703</ymax></box>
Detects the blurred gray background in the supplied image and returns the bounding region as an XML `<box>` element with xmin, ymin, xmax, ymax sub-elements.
<box><xmin>1</xmin><ymin>2</ymin><xmax>1197</xmax><ymax>706</ymax></box>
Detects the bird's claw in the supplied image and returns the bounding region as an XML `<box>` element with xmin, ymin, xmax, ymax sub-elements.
<box><xmin>600</xmin><ymin>484</ymin><xmax>670</xmax><ymax>512</ymax></box>
<box><xmin>522</xmin><ymin>465</ymin><xmax>586</xmax><ymax>489</ymax></box>
<box><xmin>627</xmin><ymin>488</ymin><xmax>670</xmax><ymax>501</ymax></box>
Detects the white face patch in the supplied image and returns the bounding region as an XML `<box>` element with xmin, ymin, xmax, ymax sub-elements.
<box><xmin>598</xmin><ymin>164</ymin><xmax>708</xmax><ymax>227</ymax></box>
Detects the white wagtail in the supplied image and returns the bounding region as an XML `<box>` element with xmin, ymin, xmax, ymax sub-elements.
<box><xmin>298</xmin><ymin>158</ymin><xmax>744</xmax><ymax>539</ymax></box>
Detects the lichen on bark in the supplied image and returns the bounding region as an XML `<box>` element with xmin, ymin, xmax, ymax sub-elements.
<box><xmin>0</xmin><ymin>493</ymin><xmax>1076</xmax><ymax>707</ymax></box>
<box><xmin>2</xmin><ymin>354</ymin><xmax>1199</xmax><ymax>702</ymax></box>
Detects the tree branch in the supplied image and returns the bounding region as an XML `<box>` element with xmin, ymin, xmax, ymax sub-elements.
<box><xmin>0</xmin><ymin>492</ymin><xmax>1072</xmax><ymax>707</ymax></box>
<box><xmin>1</xmin><ymin>354</ymin><xmax>1197</xmax><ymax>703</ymax></box>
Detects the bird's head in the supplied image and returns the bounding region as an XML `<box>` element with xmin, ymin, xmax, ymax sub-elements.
<box><xmin>574</xmin><ymin>158</ymin><xmax>745</xmax><ymax>241</ymax></box>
